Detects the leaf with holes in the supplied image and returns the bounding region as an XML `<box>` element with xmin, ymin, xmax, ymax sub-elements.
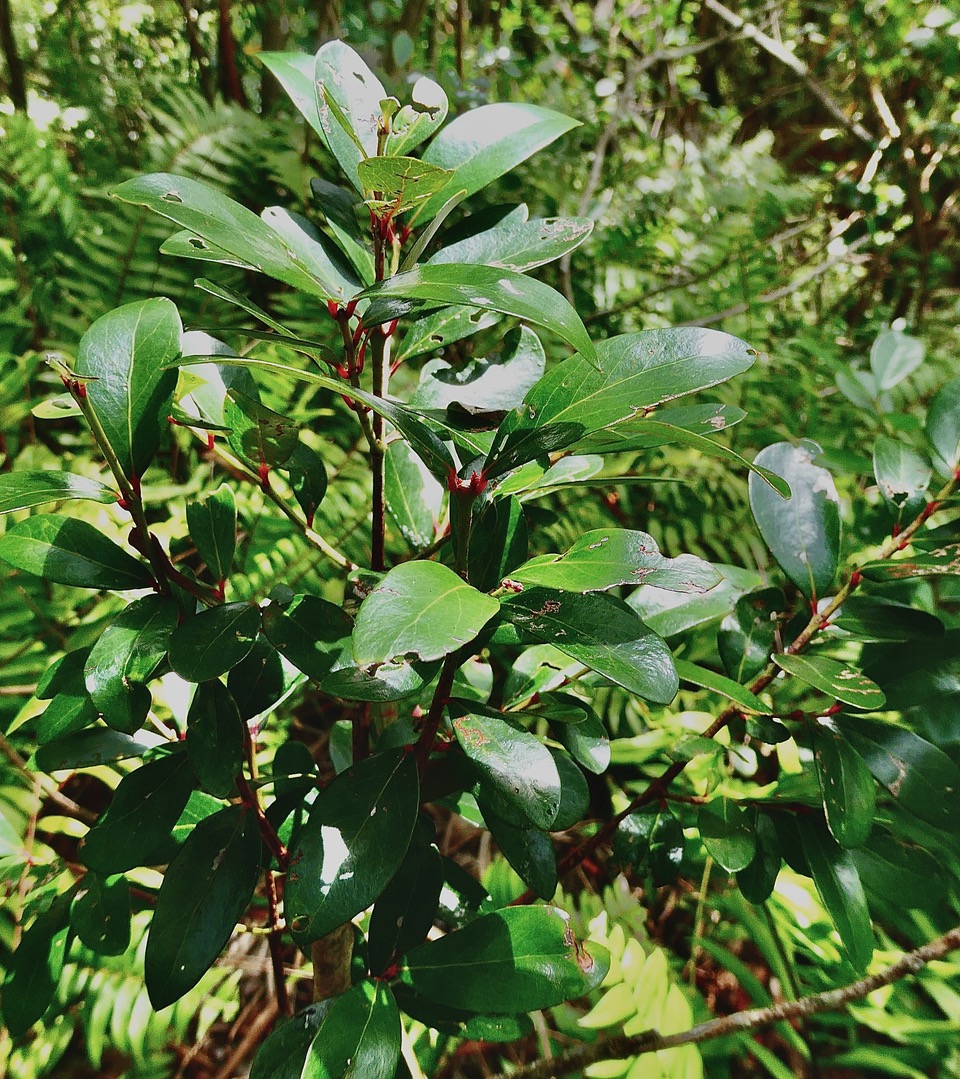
<box><xmin>430</xmin><ymin>209</ymin><xmax>593</xmax><ymax>274</ymax></box>
<box><xmin>873</xmin><ymin>436</ymin><xmax>931</xmax><ymax>524</ymax></box>
<box><xmin>225</xmin><ymin>388</ymin><xmax>300</xmax><ymax>470</ymax></box>
<box><xmin>773</xmin><ymin>653</ymin><xmax>885</xmax><ymax>711</ymax></box>
<box><xmin>358</xmin><ymin>156</ymin><xmax>453</xmax><ymax>216</ymax></box>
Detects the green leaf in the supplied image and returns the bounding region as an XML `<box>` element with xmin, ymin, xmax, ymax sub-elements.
<box><xmin>71</xmin><ymin>873</ymin><xmax>131</xmax><ymax>956</ymax></box>
<box><xmin>302</xmin><ymin>981</ymin><xmax>400</xmax><ymax>1079</ymax></box>
<box><xmin>33</xmin><ymin>728</ymin><xmax>154</xmax><ymax>771</ymax></box>
<box><xmin>395</xmin><ymin>303</ymin><xmax>501</xmax><ymax>362</ymax></box>
<box><xmin>145</xmin><ymin>805</ymin><xmax>262</xmax><ymax>1008</ymax></box>
<box><xmin>873</xmin><ymin>436</ymin><xmax>931</xmax><ymax>523</ymax></box>
<box><xmin>452</xmin><ymin>709</ymin><xmax>561</xmax><ymax>829</ymax></box>
<box><xmin>399</xmin><ymin>905</ymin><xmax>608</xmax><ymax>1013</ymax></box>
<box><xmin>2</xmin><ymin>895</ymin><xmax>72</xmax><ymax>1036</ymax></box>
<box><xmin>630</xmin><ymin>563</ymin><xmax>763</xmax><ymax>639</ymax></box>
<box><xmin>74</xmin><ymin>297</ymin><xmax>182</xmax><ymax>477</ymax></box>
<box><xmin>468</xmin><ymin>496</ymin><xmax>528</xmax><ymax>593</ymax></box>
<box><xmin>309</xmin><ymin>178</ymin><xmax>375</xmax><ymax>282</ymax></box>
<box><xmin>250</xmin><ymin>1002</ymin><xmax>329</xmax><ymax>1079</ymax></box>
<box><xmin>927</xmin><ymin>377</ymin><xmax>960</xmax><ymax>475</ymax></box>
<box><xmin>322</xmin><ymin>658</ymin><xmax>440</xmax><ymax>703</ymax></box>
<box><xmin>773</xmin><ymin>653</ymin><xmax>886</xmax><ymax>710</ymax></box>
<box><xmin>225</xmin><ymin>387</ymin><xmax>300</xmax><ymax>469</ymax></box>
<box><xmin>186</xmin><ymin>484</ymin><xmax>236</xmax><ymax>582</ymax></box>
<box><xmin>361</xmin><ymin>264</ymin><xmax>595</xmax><ymax>364</ymax></box>
<box><xmin>552</xmin><ymin>706</ymin><xmax>610</xmax><ymax>775</ymax></box>
<box><xmin>502</xmin><ymin>589</ymin><xmax>678</xmax><ymax>704</ymax></box>
<box><xmin>36</xmin><ymin>693</ymin><xmax>97</xmax><ymax>744</ymax></box>
<box><xmin>749</xmin><ymin>440</ymin><xmax>841</xmax><ymax>598</ymax></box>
<box><xmin>699</xmin><ymin>799</ymin><xmax>756</xmax><ymax>872</ymax></box>
<box><xmin>718</xmin><ymin>588</ymin><xmax>785</xmax><ymax>682</ymax></box>
<box><xmin>385</xmin><ymin>439</ymin><xmax>445</xmax><ymax>548</ymax></box>
<box><xmin>833</xmin><ymin>596</ymin><xmax>943</xmax><ymax>643</ymax></box>
<box><xmin>228</xmin><ymin>639</ymin><xmax>298</xmax><ymax>720</ymax></box>
<box><xmin>859</xmin><ymin>544</ymin><xmax>960</xmax><ymax>581</ymax></box>
<box><xmin>870</xmin><ymin>329</ymin><xmax>924</xmax><ymax>391</ymax></box>
<box><xmin>430</xmin><ymin>210</ymin><xmax>593</xmax><ymax>274</ymax></box>
<box><xmin>673</xmin><ymin>659</ymin><xmax>772</xmax><ymax>714</ymax></box>
<box><xmin>813</xmin><ymin>722</ymin><xmax>876</xmax><ymax>848</ymax></box>
<box><xmin>510</xmin><ymin>529</ymin><xmax>721</xmax><ymax>594</ymax></box>
<box><xmin>258</xmin><ymin>51</ymin><xmax>325</xmax><ymax>139</ymax></box>
<box><xmin>612</xmin><ymin>805</ymin><xmax>685</xmax><ymax>885</ymax></box>
<box><xmin>286</xmin><ymin>750</ymin><xmax>420</xmax><ymax>945</ymax></box>
<box><xmin>0</xmin><ymin>514</ymin><xmax>153</xmax><ymax>590</ymax></box>
<box><xmin>111</xmin><ymin>173</ymin><xmax>340</xmax><ymax>299</ymax></box>
<box><xmin>168</xmin><ymin>603</ymin><xmax>261</xmax><ymax>682</ymax></box>
<box><xmin>484</xmin><ymin>328</ymin><xmax>758</xmax><ymax>477</ymax></box>
<box><xmin>368</xmin><ymin>843</ymin><xmax>444</xmax><ymax>974</ymax></box>
<box><xmin>796</xmin><ymin>816</ymin><xmax>873</xmax><ymax>972</ymax></box>
<box><xmin>418</xmin><ymin>103</ymin><xmax>579</xmax><ymax>222</ymax></box>
<box><xmin>79</xmin><ymin>750</ymin><xmax>195</xmax><ymax>873</ymax></box>
<box><xmin>484</xmin><ymin>809</ymin><xmax>557</xmax><ymax>900</ymax></box>
<box><xmin>576</xmin><ymin>401</ymin><xmax>746</xmax><ymax>452</ymax></box>
<box><xmin>286</xmin><ymin>442</ymin><xmax>328</xmax><ymax>527</ymax></box>
<box><xmin>186</xmin><ymin>680</ymin><xmax>245</xmax><ymax>798</ymax></box>
<box><xmin>392</xmin><ymin>984</ymin><xmax>533</xmax><ymax>1042</ymax></box>
<box><xmin>84</xmin><ymin>596</ymin><xmax>178</xmax><ymax>734</ymax></box>
<box><xmin>0</xmin><ymin>470</ymin><xmax>118</xmax><ymax>515</ymax></box>
<box><xmin>262</xmin><ymin>594</ymin><xmax>352</xmax><ymax>682</ymax></box>
<box><xmin>259</xmin><ymin>206</ymin><xmax>361</xmax><ymax>301</ymax></box>
<box><xmin>358</xmin><ymin>156</ymin><xmax>453</xmax><ymax>215</ymax></box>
<box><xmin>353</xmin><ymin>561</ymin><xmax>499</xmax><ymax>667</ymax></box>
<box><xmin>736</xmin><ymin>813</ymin><xmax>782</xmax><ymax>903</ymax></box>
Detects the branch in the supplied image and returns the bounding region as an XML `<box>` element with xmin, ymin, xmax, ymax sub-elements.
<box><xmin>489</xmin><ymin>923</ymin><xmax>960</xmax><ymax>1079</ymax></box>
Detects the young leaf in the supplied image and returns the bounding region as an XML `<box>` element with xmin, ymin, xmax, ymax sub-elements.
<box><xmin>145</xmin><ymin>805</ymin><xmax>262</xmax><ymax>1008</ymax></box>
<box><xmin>813</xmin><ymin>722</ymin><xmax>876</xmax><ymax>848</ymax></box>
<box><xmin>167</xmin><ymin>603</ymin><xmax>261</xmax><ymax>682</ymax></box>
<box><xmin>262</xmin><ymin>593</ymin><xmax>352</xmax><ymax>682</ymax></box>
<box><xmin>357</xmin><ymin>156</ymin><xmax>453</xmax><ymax>215</ymax></box>
<box><xmin>418</xmin><ymin>103</ymin><xmax>580</xmax><ymax>222</ymax></box>
<box><xmin>302</xmin><ymin>981</ymin><xmax>401</xmax><ymax>1079</ymax></box>
<box><xmin>749</xmin><ymin>440</ymin><xmax>841</xmax><ymax>598</ymax></box>
<box><xmin>698</xmin><ymin>799</ymin><xmax>757</xmax><ymax>872</ymax></box>
<box><xmin>452</xmin><ymin>710</ymin><xmax>561</xmax><ymax>829</ymax></box>
<box><xmin>360</xmin><ymin>264</ymin><xmax>595</xmax><ymax>365</ymax></box>
<box><xmin>352</xmin><ymin>561</ymin><xmax>499</xmax><ymax>667</ymax></box>
<box><xmin>0</xmin><ymin>515</ymin><xmax>153</xmax><ymax>590</ymax></box>
<box><xmin>502</xmin><ymin>589</ymin><xmax>678</xmax><ymax>704</ymax></box>
<box><xmin>0</xmin><ymin>470</ymin><xmax>118</xmax><ymax>515</ymax></box>
<box><xmin>926</xmin><ymin>377</ymin><xmax>960</xmax><ymax>476</ymax></box>
<box><xmin>773</xmin><ymin>653</ymin><xmax>886</xmax><ymax>711</ymax></box>
<box><xmin>186</xmin><ymin>484</ymin><xmax>236</xmax><ymax>582</ymax></box>
<box><xmin>399</xmin><ymin>906</ymin><xmax>608</xmax><ymax>1013</ymax></box>
<box><xmin>186</xmin><ymin>680</ymin><xmax>245</xmax><ymax>798</ymax></box>
<box><xmin>285</xmin><ymin>750</ymin><xmax>420</xmax><ymax>945</ymax></box>
<box><xmin>385</xmin><ymin>76</ymin><xmax>448</xmax><ymax>156</ymax></box>
<box><xmin>74</xmin><ymin>297</ymin><xmax>181</xmax><ymax>477</ymax></box>
<box><xmin>71</xmin><ymin>873</ymin><xmax>131</xmax><ymax>956</ymax></box>
<box><xmin>84</xmin><ymin>595</ymin><xmax>179</xmax><ymax>734</ymax></box>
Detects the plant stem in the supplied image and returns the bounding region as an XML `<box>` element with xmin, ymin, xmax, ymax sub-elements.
<box><xmin>369</xmin><ymin>332</ymin><xmax>388</xmax><ymax>571</ymax></box>
<box><xmin>415</xmin><ymin>654</ymin><xmax>460</xmax><ymax>776</ymax></box>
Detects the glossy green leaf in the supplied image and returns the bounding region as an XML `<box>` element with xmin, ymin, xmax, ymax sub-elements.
<box><xmin>71</xmin><ymin>873</ymin><xmax>131</xmax><ymax>955</ymax></box>
<box><xmin>36</xmin><ymin>693</ymin><xmax>97</xmax><ymax>744</ymax></box>
<box><xmin>852</xmin><ymin>831</ymin><xmax>947</xmax><ymax>910</ymax></box>
<box><xmin>227</xmin><ymin>639</ymin><xmax>298</xmax><ymax>720</ymax></box>
<box><xmin>699</xmin><ymin>799</ymin><xmax>756</xmax><ymax>872</ymax></box>
<box><xmin>718</xmin><ymin>588</ymin><xmax>784</xmax><ymax>682</ymax></box>
<box><xmin>736</xmin><ymin>813</ymin><xmax>782</xmax><ymax>903</ymax></box>
<box><xmin>262</xmin><ymin>594</ymin><xmax>352</xmax><ymax>682</ymax></box>
<box><xmin>287</xmin><ymin>442</ymin><xmax>328</xmax><ymax>527</ymax></box>
<box><xmin>258</xmin><ymin>51</ymin><xmax>323</xmax><ymax>135</ymax></box>
<box><xmin>250</xmin><ymin>1002</ymin><xmax>329</xmax><ymax>1079</ymax></box>
<box><xmin>286</xmin><ymin>750</ymin><xmax>420</xmax><ymax>945</ymax></box>
<box><xmin>74</xmin><ymin>297</ymin><xmax>181</xmax><ymax>477</ymax></box>
<box><xmin>111</xmin><ymin>173</ymin><xmax>339</xmax><ymax>298</ymax></box>
<box><xmin>361</xmin><ymin>264</ymin><xmax>595</xmax><ymax>364</ymax></box>
<box><xmin>869</xmin><ymin>329</ymin><xmax>924</xmax><ymax>391</ymax></box>
<box><xmin>399</xmin><ymin>905</ymin><xmax>608</xmax><ymax>1013</ymax></box>
<box><xmin>749</xmin><ymin>440</ymin><xmax>841</xmax><ymax>598</ymax></box>
<box><xmin>548</xmin><ymin>747</ymin><xmax>589</xmax><ymax>830</ymax></box>
<box><xmin>225</xmin><ymin>387</ymin><xmax>300</xmax><ymax>469</ymax></box>
<box><xmin>453</xmin><ymin>709</ymin><xmax>561</xmax><ymax>829</ymax></box>
<box><xmin>84</xmin><ymin>596</ymin><xmax>178</xmax><ymax>734</ymax></box>
<box><xmin>33</xmin><ymin>727</ymin><xmax>154</xmax><ymax>771</ymax></box>
<box><xmin>630</xmin><ymin>563</ymin><xmax>762</xmax><ymax>639</ymax></box>
<box><xmin>773</xmin><ymin>653</ymin><xmax>886</xmax><ymax>710</ymax></box>
<box><xmin>0</xmin><ymin>514</ymin><xmax>153</xmax><ymax>590</ymax></box>
<box><xmin>186</xmin><ymin>680</ymin><xmax>245</xmax><ymax>798</ymax></box>
<box><xmin>322</xmin><ymin>658</ymin><xmax>439</xmax><ymax>703</ymax></box>
<box><xmin>368</xmin><ymin>842</ymin><xmax>444</xmax><ymax>974</ymax></box>
<box><xmin>502</xmin><ymin>589</ymin><xmax>678</xmax><ymax>704</ymax></box>
<box><xmin>353</xmin><ymin>561</ymin><xmax>499</xmax><ymax>667</ymax></box>
<box><xmin>553</xmin><ymin>706</ymin><xmax>610</xmax><ymax>775</ymax></box>
<box><xmin>418</xmin><ymin>103</ymin><xmax>579</xmax><ymax>221</ymax></box>
<box><xmin>485</xmin><ymin>328</ymin><xmax>758</xmax><ymax>477</ymax></box>
<box><xmin>511</xmin><ymin>529</ymin><xmax>721</xmax><ymax>594</ymax></box>
<box><xmin>358</xmin><ymin>156</ymin><xmax>453</xmax><ymax>215</ymax></box>
<box><xmin>576</xmin><ymin>401</ymin><xmax>746</xmax><ymax>453</ymax></box>
<box><xmin>259</xmin><ymin>206</ymin><xmax>361</xmax><ymax>300</ymax></box>
<box><xmin>0</xmin><ymin>470</ymin><xmax>118</xmax><ymax>515</ymax></box>
<box><xmin>168</xmin><ymin>603</ymin><xmax>261</xmax><ymax>682</ymax></box>
<box><xmin>79</xmin><ymin>750</ymin><xmax>195</xmax><ymax>873</ymax></box>
<box><xmin>859</xmin><ymin>544</ymin><xmax>960</xmax><ymax>581</ymax></box>
<box><xmin>813</xmin><ymin>722</ymin><xmax>875</xmax><ymax>848</ymax></box>
<box><xmin>385</xmin><ymin>439</ymin><xmax>445</xmax><ymax>548</ymax></box>
<box><xmin>145</xmin><ymin>805</ymin><xmax>262</xmax><ymax>1008</ymax></box>
<box><xmin>612</xmin><ymin>805</ymin><xmax>685</xmax><ymax>886</ymax></box>
<box><xmin>302</xmin><ymin>981</ymin><xmax>400</xmax><ymax>1079</ymax></box>
<box><xmin>2</xmin><ymin>896</ymin><xmax>72</xmax><ymax>1036</ymax></box>
<box><xmin>468</xmin><ymin>495</ymin><xmax>528</xmax><ymax>592</ymax></box>
<box><xmin>927</xmin><ymin>377</ymin><xmax>960</xmax><ymax>475</ymax></box>
<box><xmin>873</xmin><ymin>436</ymin><xmax>931</xmax><ymax>522</ymax></box>
<box><xmin>484</xmin><ymin>809</ymin><xmax>557</xmax><ymax>900</ymax></box>
<box><xmin>395</xmin><ymin>303</ymin><xmax>501</xmax><ymax>362</ymax></box>
<box><xmin>392</xmin><ymin>984</ymin><xmax>532</xmax><ymax>1042</ymax></box>
<box><xmin>673</xmin><ymin>659</ymin><xmax>771</xmax><ymax>714</ymax></box>
<box><xmin>796</xmin><ymin>816</ymin><xmax>873</xmax><ymax>972</ymax></box>
<box><xmin>309</xmin><ymin>178</ymin><xmax>375</xmax><ymax>281</ymax></box>
<box><xmin>186</xmin><ymin>484</ymin><xmax>236</xmax><ymax>582</ymax></box>
<box><xmin>833</xmin><ymin>596</ymin><xmax>943</xmax><ymax>643</ymax></box>
<box><xmin>430</xmin><ymin>210</ymin><xmax>593</xmax><ymax>274</ymax></box>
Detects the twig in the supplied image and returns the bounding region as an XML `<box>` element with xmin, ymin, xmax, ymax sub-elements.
<box><xmin>209</xmin><ymin>995</ymin><xmax>279</xmax><ymax>1079</ymax></box>
<box><xmin>414</xmin><ymin>654</ymin><xmax>460</xmax><ymax>776</ymax></box>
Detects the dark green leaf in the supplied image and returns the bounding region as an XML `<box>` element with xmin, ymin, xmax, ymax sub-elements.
<box><xmin>36</xmin><ymin>693</ymin><xmax>97</xmax><ymax>744</ymax></box>
<box><xmin>302</xmin><ymin>981</ymin><xmax>400</xmax><ymax>1079</ymax></box>
<box><xmin>186</xmin><ymin>484</ymin><xmax>236</xmax><ymax>582</ymax></box>
<box><xmin>773</xmin><ymin>653</ymin><xmax>886</xmax><ymax>710</ymax></box>
<box><xmin>262</xmin><ymin>594</ymin><xmax>351</xmax><ymax>682</ymax></box>
<box><xmin>484</xmin><ymin>808</ymin><xmax>557</xmax><ymax>900</ymax></box>
<box><xmin>548</xmin><ymin>748</ymin><xmax>590</xmax><ymax>830</ymax></box>
<box><xmin>418</xmin><ymin>103</ymin><xmax>579</xmax><ymax>221</ymax></box>
<box><xmin>468</xmin><ymin>495</ymin><xmax>528</xmax><ymax>592</ymax></box>
<box><xmin>259</xmin><ymin>206</ymin><xmax>361</xmax><ymax>300</ymax></box>
<box><xmin>749</xmin><ymin>440</ymin><xmax>841</xmax><ymax>598</ymax></box>
<box><xmin>33</xmin><ymin>727</ymin><xmax>153</xmax><ymax>771</ymax></box>
<box><xmin>859</xmin><ymin>544</ymin><xmax>960</xmax><ymax>581</ymax></box>
<box><xmin>502</xmin><ymin>589</ymin><xmax>678</xmax><ymax>704</ymax></box>
<box><xmin>186</xmin><ymin>680</ymin><xmax>245</xmax><ymax>798</ymax></box>
<box><xmin>250</xmin><ymin>1002</ymin><xmax>329</xmax><ymax>1079</ymax></box>
<box><xmin>361</xmin><ymin>264</ymin><xmax>595</xmax><ymax>364</ymax></box>
<box><xmin>286</xmin><ymin>750</ymin><xmax>420</xmax><ymax>945</ymax></box>
<box><xmin>392</xmin><ymin>984</ymin><xmax>533</xmax><ymax>1042</ymax></box>
<box><xmin>927</xmin><ymin>377</ymin><xmax>960</xmax><ymax>475</ymax></box>
<box><xmin>353</xmin><ymin>561</ymin><xmax>499</xmax><ymax>667</ymax></box>
<box><xmin>0</xmin><ymin>470</ymin><xmax>118</xmax><ymax>515</ymax></box>
<box><xmin>852</xmin><ymin>831</ymin><xmax>947</xmax><ymax>909</ymax></box>
<box><xmin>576</xmin><ymin>401</ymin><xmax>746</xmax><ymax>453</ymax></box>
<box><xmin>384</xmin><ymin>439</ymin><xmax>445</xmax><ymax>549</ymax></box>
<box><xmin>833</xmin><ymin>596</ymin><xmax>943</xmax><ymax>643</ymax></box>
<box><xmin>225</xmin><ymin>387</ymin><xmax>300</xmax><ymax>469</ymax></box>
<box><xmin>168</xmin><ymin>603</ymin><xmax>261</xmax><ymax>682</ymax></box>
<box><xmin>0</xmin><ymin>514</ymin><xmax>153</xmax><ymax>590</ymax></box>
<box><xmin>718</xmin><ymin>588</ymin><xmax>784</xmax><ymax>682</ymax></box>
<box><xmin>399</xmin><ymin>906</ymin><xmax>608</xmax><ymax>1013</ymax></box>
<box><xmin>612</xmin><ymin>805</ymin><xmax>685</xmax><ymax>886</ymax></box>
<box><xmin>699</xmin><ymin>799</ymin><xmax>756</xmax><ymax>872</ymax></box>
<box><xmin>228</xmin><ymin>639</ymin><xmax>297</xmax><ymax>720</ymax></box>
<box><xmin>796</xmin><ymin>816</ymin><xmax>874</xmax><ymax>972</ymax></box>
<box><xmin>674</xmin><ymin>659</ymin><xmax>771</xmax><ymax>714</ymax></box>
<box><xmin>71</xmin><ymin>873</ymin><xmax>131</xmax><ymax>955</ymax></box>
<box><xmin>395</xmin><ymin>303</ymin><xmax>501</xmax><ymax>362</ymax></box>
<box><xmin>287</xmin><ymin>442</ymin><xmax>328</xmax><ymax>527</ymax></box>
<box><xmin>736</xmin><ymin>813</ymin><xmax>782</xmax><ymax>903</ymax></box>
<box><xmin>322</xmin><ymin>659</ymin><xmax>439</xmax><ymax>703</ymax></box>
<box><xmin>145</xmin><ymin>805</ymin><xmax>262</xmax><ymax>1008</ymax></box>
<box><xmin>452</xmin><ymin>709</ymin><xmax>561</xmax><ymax>829</ymax></box>
<box><xmin>75</xmin><ymin>297</ymin><xmax>181</xmax><ymax>477</ymax></box>
<box><xmin>368</xmin><ymin>843</ymin><xmax>444</xmax><ymax>974</ymax></box>
<box><xmin>813</xmin><ymin>722</ymin><xmax>875</xmax><ymax>848</ymax></box>
<box><xmin>2</xmin><ymin>895</ymin><xmax>72</xmax><ymax>1036</ymax></box>
<box><xmin>84</xmin><ymin>596</ymin><xmax>178</xmax><ymax>734</ymax></box>
<box><xmin>553</xmin><ymin>705</ymin><xmax>610</xmax><ymax>775</ymax></box>
<box><xmin>79</xmin><ymin>750</ymin><xmax>195</xmax><ymax>873</ymax></box>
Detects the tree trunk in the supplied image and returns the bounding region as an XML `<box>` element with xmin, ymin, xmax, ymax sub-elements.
<box><xmin>316</xmin><ymin>0</ymin><xmax>342</xmax><ymax>42</ymax></box>
<box><xmin>260</xmin><ymin>0</ymin><xmax>287</xmax><ymax>113</ymax></box>
<box><xmin>180</xmin><ymin>0</ymin><xmax>214</xmax><ymax>103</ymax></box>
<box><xmin>217</xmin><ymin>0</ymin><xmax>248</xmax><ymax>107</ymax></box>
<box><xmin>0</xmin><ymin>0</ymin><xmax>27</xmax><ymax>111</ymax></box>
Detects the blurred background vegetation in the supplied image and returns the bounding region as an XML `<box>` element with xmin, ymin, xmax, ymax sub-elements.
<box><xmin>3</xmin><ymin>1</ymin><xmax>960</xmax><ymax>1076</ymax></box>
